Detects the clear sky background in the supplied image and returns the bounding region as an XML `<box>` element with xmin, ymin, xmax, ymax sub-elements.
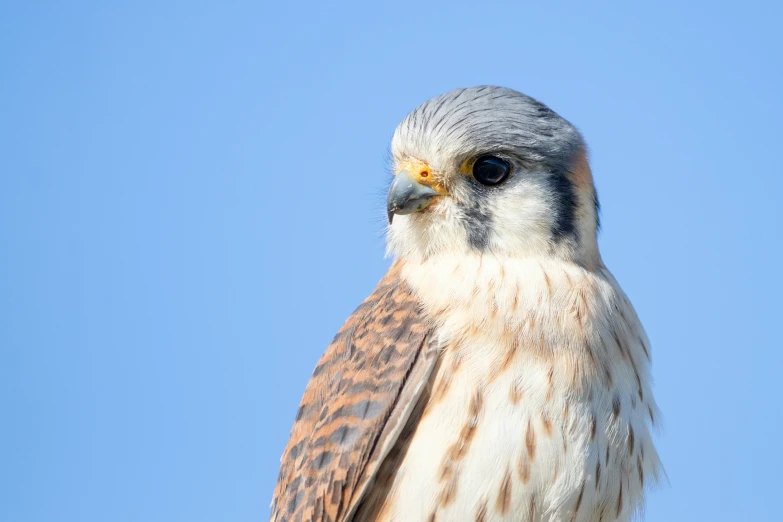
<box><xmin>1</xmin><ymin>1</ymin><xmax>781</xmax><ymax>521</ymax></box>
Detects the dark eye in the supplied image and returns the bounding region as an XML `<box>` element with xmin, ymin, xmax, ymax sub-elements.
<box><xmin>472</xmin><ymin>155</ymin><xmax>510</xmax><ymax>186</ymax></box>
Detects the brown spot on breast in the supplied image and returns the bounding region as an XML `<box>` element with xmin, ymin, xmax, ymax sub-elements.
<box><xmin>572</xmin><ymin>285</ymin><xmax>590</xmax><ymax>334</ymax></box>
<box><xmin>542</xmin><ymin>413</ymin><xmax>553</xmax><ymax>437</ymax></box>
<box><xmin>469</xmin><ymin>390</ymin><xmax>482</xmax><ymax>418</ymax></box>
<box><xmin>430</xmin><ymin>352</ymin><xmax>460</xmax><ymax>405</ymax></box>
<box><xmin>439</xmin><ymin>472</ymin><xmax>459</xmax><ymax>507</ymax></box>
<box><xmin>648</xmin><ymin>405</ymin><xmax>655</xmax><ymax>425</ymax></box>
<box><xmin>545</xmin><ymin>366</ymin><xmax>554</xmax><ymax>402</ymax></box>
<box><xmin>616</xmin><ymin>481</ymin><xmax>624</xmax><ymax>517</ymax></box>
<box><xmin>590</xmin><ymin>414</ymin><xmax>597</xmax><ymax>440</ymax></box>
<box><xmin>628</xmin><ymin>425</ymin><xmax>635</xmax><ymax>455</ymax></box>
<box><xmin>528</xmin><ymin>494</ymin><xmax>536</xmax><ymax>521</ymax></box>
<box><xmin>595</xmin><ymin>459</ymin><xmax>601</xmax><ymax>487</ymax></box>
<box><xmin>584</xmin><ymin>340</ymin><xmax>596</xmax><ymax>367</ymax></box>
<box><xmin>509</xmin><ymin>381</ymin><xmax>523</xmax><ymax>405</ymax></box>
<box><xmin>638</xmin><ymin>455</ymin><xmax>645</xmax><ymax>487</ymax></box>
<box><xmin>602</xmin><ymin>362</ymin><xmax>613</xmax><ymax>388</ymax></box>
<box><xmin>474</xmin><ymin>499</ymin><xmax>488</xmax><ymax>522</ymax></box>
<box><xmin>437</xmin><ymin>390</ymin><xmax>483</xmax><ymax>507</ymax></box>
<box><xmin>525</xmin><ymin>418</ymin><xmax>537</xmax><ymax>461</ymax></box>
<box><xmin>495</xmin><ymin>469</ymin><xmax>512</xmax><ymax>515</ymax></box>
<box><xmin>438</xmin><ymin>461</ymin><xmax>454</xmax><ymax>483</ymax></box>
<box><xmin>634</xmin><ymin>369</ymin><xmax>644</xmax><ymax>402</ymax></box>
<box><xmin>612</xmin><ymin>395</ymin><xmax>621</xmax><ymax>420</ymax></box>
<box><xmin>518</xmin><ymin>452</ymin><xmax>531</xmax><ymax>484</ymax></box>
<box><xmin>612</xmin><ymin>327</ymin><xmax>629</xmax><ymax>361</ymax></box>
<box><xmin>540</xmin><ymin>265</ymin><xmax>552</xmax><ymax>294</ymax></box>
<box><xmin>570</xmin><ymin>480</ymin><xmax>586</xmax><ymax>522</ymax></box>
<box><xmin>492</xmin><ymin>336</ymin><xmax>518</xmax><ymax>380</ymax></box>
<box><xmin>430</xmin><ymin>379</ymin><xmax>450</xmax><ymax>407</ymax></box>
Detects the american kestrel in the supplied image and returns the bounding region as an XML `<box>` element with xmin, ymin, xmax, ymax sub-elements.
<box><xmin>271</xmin><ymin>86</ymin><xmax>661</xmax><ymax>522</ymax></box>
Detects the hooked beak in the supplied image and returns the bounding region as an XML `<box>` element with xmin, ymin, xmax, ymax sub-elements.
<box><xmin>386</xmin><ymin>169</ymin><xmax>441</xmax><ymax>224</ymax></box>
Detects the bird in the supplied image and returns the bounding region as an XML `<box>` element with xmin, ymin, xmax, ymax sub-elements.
<box><xmin>270</xmin><ymin>86</ymin><xmax>662</xmax><ymax>522</ymax></box>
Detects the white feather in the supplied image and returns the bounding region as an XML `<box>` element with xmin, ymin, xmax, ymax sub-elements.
<box><xmin>369</xmin><ymin>254</ymin><xmax>661</xmax><ymax>522</ymax></box>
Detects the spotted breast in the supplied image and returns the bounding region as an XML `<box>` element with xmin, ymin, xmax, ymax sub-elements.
<box><xmin>355</xmin><ymin>255</ymin><xmax>662</xmax><ymax>522</ymax></box>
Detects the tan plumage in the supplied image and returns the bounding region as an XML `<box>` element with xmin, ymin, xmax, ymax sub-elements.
<box><xmin>271</xmin><ymin>263</ymin><xmax>439</xmax><ymax>522</ymax></box>
<box><xmin>271</xmin><ymin>86</ymin><xmax>661</xmax><ymax>522</ymax></box>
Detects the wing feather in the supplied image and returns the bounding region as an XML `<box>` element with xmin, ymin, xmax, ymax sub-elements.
<box><xmin>271</xmin><ymin>262</ymin><xmax>438</xmax><ymax>522</ymax></box>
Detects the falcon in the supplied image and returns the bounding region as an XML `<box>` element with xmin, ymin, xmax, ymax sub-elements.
<box><xmin>271</xmin><ymin>86</ymin><xmax>661</xmax><ymax>522</ymax></box>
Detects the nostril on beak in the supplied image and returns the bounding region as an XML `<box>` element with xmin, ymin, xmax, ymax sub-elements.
<box><xmin>386</xmin><ymin>169</ymin><xmax>440</xmax><ymax>224</ymax></box>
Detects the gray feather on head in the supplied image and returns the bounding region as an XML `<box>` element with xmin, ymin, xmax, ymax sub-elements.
<box><xmin>393</xmin><ymin>86</ymin><xmax>584</xmax><ymax>175</ymax></box>
<box><xmin>388</xmin><ymin>86</ymin><xmax>599</xmax><ymax>265</ymax></box>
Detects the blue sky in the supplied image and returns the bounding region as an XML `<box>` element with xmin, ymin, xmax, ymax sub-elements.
<box><xmin>1</xmin><ymin>1</ymin><xmax>781</xmax><ymax>521</ymax></box>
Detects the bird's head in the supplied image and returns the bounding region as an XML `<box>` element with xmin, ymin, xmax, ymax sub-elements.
<box><xmin>386</xmin><ymin>86</ymin><xmax>601</xmax><ymax>267</ymax></box>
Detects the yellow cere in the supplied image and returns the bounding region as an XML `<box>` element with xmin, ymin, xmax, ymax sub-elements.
<box><xmin>396</xmin><ymin>160</ymin><xmax>448</xmax><ymax>194</ymax></box>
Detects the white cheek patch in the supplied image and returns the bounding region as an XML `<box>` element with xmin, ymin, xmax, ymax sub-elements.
<box><xmin>482</xmin><ymin>174</ymin><xmax>557</xmax><ymax>256</ymax></box>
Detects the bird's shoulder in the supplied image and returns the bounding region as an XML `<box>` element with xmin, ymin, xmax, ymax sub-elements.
<box><xmin>270</xmin><ymin>261</ymin><xmax>439</xmax><ymax>522</ymax></box>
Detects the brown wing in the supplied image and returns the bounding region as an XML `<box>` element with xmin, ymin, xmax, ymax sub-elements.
<box><xmin>270</xmin><ymin>261</ymin><xmax>438</xmax><ymax>522</ymax></box>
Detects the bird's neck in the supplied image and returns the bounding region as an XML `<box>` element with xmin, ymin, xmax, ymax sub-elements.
<box><xmin>397</xmin><ymin>252</ymin><xmax>655</xmax><ymax>402</ymax></box>
<box><xmin>399</xmin><ymin>253</ymin><xmax>602</xmax><ymax>320</ymax></box>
